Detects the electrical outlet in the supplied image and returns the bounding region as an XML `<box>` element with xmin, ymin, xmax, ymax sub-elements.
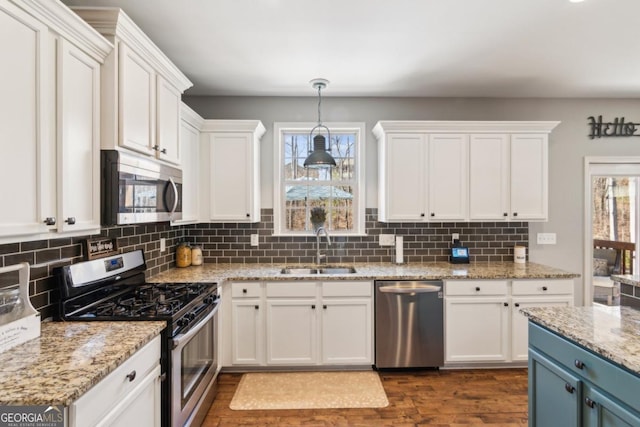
<box><xmin>537</xmin><ymin>233</ymin><xmax>557</xmax><ymax>245</ymax></box>
<box><xmin>250</xmin><ymin>234</ymin><xmax>259</xmax><ymax>247</ymax></box>
<box><xmin>379</xmin><ymin>234</ymin><xmax>395</xmax><ymax>246</ymax></box>
<box><xmin>160</xmin><ymin>238</ymin><xmax>166</xmax><ymax>252</ymax></box>
<box><xmin>452</xmin><ymin>233</ymin><xmax>459</xmax><ymax>243</ymax></box>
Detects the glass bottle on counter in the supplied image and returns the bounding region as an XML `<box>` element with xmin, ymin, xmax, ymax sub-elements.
<box><xmin>176</xmin><ymin>242</ymin><xmax>192</xmax><ymax>268</ymax></box>
<box><xmin>191</xmin><ymin>245</ymin><xmax>203</xmax><ymax>266</ymax></box>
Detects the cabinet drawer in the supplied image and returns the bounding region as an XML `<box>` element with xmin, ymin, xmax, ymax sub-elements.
<box><xmin>232</xmin><ymin>282</ymin><xmax>262</xmax><ymax>298</ymax></box>
<box><xmin>266</xmin><ymin>281</ymin><xmax>316</xmax><ymax>297</ymax></box>
<box><xmin>70</xmin><ymin>334</ymin><xmax>161</xmax><ymax>427</ymax></box>
<box><xmin>512</xmin><ymin>279</ymin><xmax>573</xmax><ymax>296</ymax></box>
<box><xmin>322</xmin><ymin>281</ymin><xmax>371</xmax><ymax>297</ymax></box>
<box><xmin>529</xmin><ymin>323</ymin><xmax>640</xmax><ymax>412</ymax></box>
<box><xmin>445</xmin><ymin>280</ymin><xmax>508</xmax><ymax>296</ymax></box>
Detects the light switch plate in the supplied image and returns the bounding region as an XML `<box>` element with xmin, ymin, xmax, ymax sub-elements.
<box><xmin>379</xmin><ymin>234</ymin><xmax>395</xmax><ymax>246</ymax></box>
<box><xmin>250</xmin><ymin>234</ymin><xmax>259</xmax><ymax>247</ymax></box>
<box><xmin>537</xmin><ymin>233</ymin><xmax>557</xmax><ymax>245</ymax></box>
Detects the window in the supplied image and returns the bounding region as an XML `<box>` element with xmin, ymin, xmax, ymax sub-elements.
<box><xmin>273</xmin><ymin>122</ymin><xmax>365</xmax><ymax>236</ymax></box>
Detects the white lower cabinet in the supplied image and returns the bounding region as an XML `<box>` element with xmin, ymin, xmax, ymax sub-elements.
<box><xmin>445</xmin><ymin>279</ymin><xmax>574</xmax><ymax>365</ymax></box>
<box><xmin>69</xmin><ymin>335</ymin><xmax>161</xmax><ymax>427</ymax></box>
<box><xmin>225</xmin><ymin>280</ymin><xmax>373</xmax><ymax>367</ymax></box>
<box><xmin>230</xmin><ymin>282</ymin><xmax>264</xmax><ymax>365</ymax></box>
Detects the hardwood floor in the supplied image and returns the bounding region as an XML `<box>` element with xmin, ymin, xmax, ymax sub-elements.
<box><xmin>202</xmin><ymin>369</ymin><xmax>528</xmax><ymax>426</ymax></box>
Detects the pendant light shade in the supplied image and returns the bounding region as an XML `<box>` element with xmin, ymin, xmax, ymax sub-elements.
<box><xmin>304</xmin><ymin>78</ymin><xmax>336</xmax><ymax>168</ymax></box>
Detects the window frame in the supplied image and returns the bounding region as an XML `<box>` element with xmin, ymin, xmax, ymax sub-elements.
<box><xmin>273</xmin><ymin>122</ymin><xmax>366</xmax><ymax>236</ymax></box>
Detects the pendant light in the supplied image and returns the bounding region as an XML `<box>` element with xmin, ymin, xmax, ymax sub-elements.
<box><xmin>304</xmin><ymin>78</ymin><xmax>336</xmax><ymax>168</ymax></box>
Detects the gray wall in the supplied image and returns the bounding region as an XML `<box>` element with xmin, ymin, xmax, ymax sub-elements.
<box><xmin>185</xmin><ymin>96</ymin><xmax>640</xmax><ymax>304</ymax></box>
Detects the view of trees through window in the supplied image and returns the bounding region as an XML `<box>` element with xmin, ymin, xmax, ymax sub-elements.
<box><xmin>592</xmin><ymin>177</ymin><xmax>635</xmax><ymax>242</ymax></box>
<box><xmin>283</xmin><ymin>131</ymin><xmax>356</xmax><ymax>232</ymax></box>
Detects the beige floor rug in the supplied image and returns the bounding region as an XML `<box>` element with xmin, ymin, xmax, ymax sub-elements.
<box><xmin>229</xmin><ymin>371</ymin><xmax>389</xmax><ymax>410</ymax></box>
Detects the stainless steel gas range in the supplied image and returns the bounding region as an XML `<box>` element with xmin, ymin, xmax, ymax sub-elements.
<box><xmin>55</xmin><ymin>250</ymin><xmax>219</xmax><ymax>427</ymax></box>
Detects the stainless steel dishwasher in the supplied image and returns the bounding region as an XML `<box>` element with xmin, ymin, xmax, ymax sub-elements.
<box><xmin>374</xmin><ymin>280</ymin><xmax>444</xmax><ymax>369</ymax></box>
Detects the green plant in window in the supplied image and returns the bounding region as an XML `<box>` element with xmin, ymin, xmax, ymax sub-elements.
<box><xmin>310</xmin><ymin>207</ymin><xmax>326</xmax><ymax>226</ymax></box>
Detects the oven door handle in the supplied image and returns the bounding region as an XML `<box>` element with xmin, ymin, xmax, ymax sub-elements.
<box><xmin>171</xmin><ymin>304</ymin><xmax>218</xmax><ymax>350</ymax></box>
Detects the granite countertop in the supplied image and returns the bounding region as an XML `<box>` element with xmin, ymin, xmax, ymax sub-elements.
<box><xmin>611</xmin><ymin>274</ymin><xmax>640</xmax><ymax>287</ymax></box>
<box><xmin>0</xmin><ymin>321</ymin><xmax>166</xmax><ymax>406</ymax></box>
<box><xmin>148</xmin><ymin>261</ymin><xmax>579</xmax><ymax>284</ymax></box>
<box><xmin>521</xmin><ymin>306</ymin><xmax>640</xmax><ymax>376</ymax></box>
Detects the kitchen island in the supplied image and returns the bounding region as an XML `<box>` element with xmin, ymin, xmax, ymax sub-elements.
<box><xmin>522</xmin><ymin>306</ymin><xmax>640</xmax><ymax>426</ymax></box>
<box><xmin>611</xmin><ymin>274</ymin><xmax>640</xmax><ymax>308</ymax></box>
<box><xmin>0</xmin><ymin>321</ymin><xmax>165</xmax><ymax>406</ymax></box>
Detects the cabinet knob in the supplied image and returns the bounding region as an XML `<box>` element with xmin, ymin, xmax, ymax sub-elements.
<box><xmin>43</xmin><ymin>217</ymin><xmax>56</xmax><ymax>226</ymax></box>
<box><xmin>161</xmin><ymin>148</ymin><xmax>167</xmax><ymax>154</ymax></box>
<box><xmin>515</xmin><ymin>303</ymin><xmax>520</xmax><ymax>307</ymax></box>
<box><xmin>65</xmin><ymin>217</ymin><xmax>76</xmax><ymax>225</ymax></box>
<box><xmin>574</xmin><ymin>359</ymin><xmax>585</xmax><ymax>370</ymax></box>
<box><xmin>430</xmin><ymin>213</ymin><xmax>435</xmax><ymax>217</ymax></box>
<box><xmin>584</xmin><ymin>397</ymin><xmax>596</xmax><ymax>408</ymax></box>
<box><xmin>153</xmin><ymin>145</ymin><xmax>160</xmax><ymax>151</ymax></box>
<box><xmin>246</xmin><ymin>213</ymin><xmax>250</xmax><ymax>218</ymax></box>
<box><xmin>254</xmin><ymin>305</ymin><xmax>259</xmax><ymax>310</ymax></box>
<box><xmin>311</xmin><ymin>304</ymin><xmax>316</xmax><ymax>309</ymax></box>
<box><xmin>420</xmin><ymin>213</ymin><xmax>425</xmax><ymax>217</ymax></box>
<box><xmin>513</xmin><ymin>212</ymin><xmax>518</xmax><ymax>217</ymax></box>
<box><xmin>503</xmin><ymin>302</ymin><xmax>509</xmax><ymax>307</ymax></box>
<box><xmin>323</xmin><ymin>305</ymin><xmax>327</xmax><ymax>309</ymax></box>
<box><xmin>242</xmin><ymin>288</ymin><xmax>247</xmax><ymax>294</ymax></box>
<box><xmin>542</xmin><ymin>286</ymin><xmax>548</xmax><ymax>291</ymax></box>
<box><xmin>475</xmin><ymin>287</ymin><xmax>481</xmax><ymax>291</ymax></box>
<box><xmin>503</xmin><ymin>212</ymin><xmax>508</xmax><ymax>217</ymax></box>
<box><xmin>126</xmin><ymin>370</ymin><xmax>136</xmax><ymax>382</ymax></box>
<box><xmin>564</xmin><ymin>383</ymin><xmax>575</xmax><ymax>394</ymax></box>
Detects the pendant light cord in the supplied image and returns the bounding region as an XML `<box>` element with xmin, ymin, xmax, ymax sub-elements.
<box><xmin>317</xmin><ymin>84</ymin><xmax>323</xmax><ymax>126</ymax></box>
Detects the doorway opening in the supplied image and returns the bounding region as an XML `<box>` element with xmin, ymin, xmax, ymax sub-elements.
<box><xmin>584</xmin><ymin>158</ymin><xmax>640</xmax><ymax>306</ymax></box>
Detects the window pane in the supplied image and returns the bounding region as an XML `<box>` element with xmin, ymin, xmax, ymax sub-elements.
<box><xmin>283</xmin><ymin>134</ymin><xmax>309</xmax><ymax>180</ymax></box>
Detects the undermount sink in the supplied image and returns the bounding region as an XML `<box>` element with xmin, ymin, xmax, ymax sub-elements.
<box><xmin>280</xmin><ymin>266</ymin><xmax>357</xmax><ymax>275</ymax></box>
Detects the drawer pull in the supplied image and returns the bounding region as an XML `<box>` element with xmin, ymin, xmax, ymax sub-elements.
<box><xmin>542</xmin><ymin>286</ymin><xmax>548</xmax><ymax>291</ymax></box>
<box><xmin>254</xmin><ymin>305</ymin><xmax>259</xmax><ymax>310</ymax></box>
<box><xmin>126</xmin><ymin>370</ymin><xmax>136</xmax><ymax>382</ymax></box>
<box><xmin>323</xmin><ymin>305</ymin><xmax>327</xmax><ymax>309</ymax></box>
<box><xmin>564</xmin><ymin>383</ymin><xmax>575</xmax><ymax>394</ymax></box>
<box><xmin>475</xmin><ymin>287</ymin><xmax>481</xmax><ymax>291</ymax></box>
<box><xmin>503</xmin><ymin>302</ymin><xmax>509</xmax><ymax>307</ymax></box>
<box><xmin>515</xmin><ymin>303</ymin><xmax>520</xmax><ymax>307</ymax></box>
<box><xmin>242</xmin><ymin>289</ymin><xmax>247</xmax><ymax>294</ymax></box>
<box><xmin>311</xmin><ymin>304</ymin><xmax>316</xmax><ymax>309</ymax></box>
<box><xmin>585</xmin><ymin>397</ymin><xmax>596</xmax><ymax>408</ymax></box>
<box><xmin>43</xmin><ymin>217</ymin><xmax>56</xmax><ymax>226</ymax></box>
<box><xmin>574</xmin><ymin>359</ymin><xmax>585</xmax><ymax>370</ymax></box>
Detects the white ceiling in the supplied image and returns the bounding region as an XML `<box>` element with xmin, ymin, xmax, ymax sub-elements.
<box><xmin>62</xmin><ymin>0</ymin><xmax>640</xmax><ymax>98</ymax></box>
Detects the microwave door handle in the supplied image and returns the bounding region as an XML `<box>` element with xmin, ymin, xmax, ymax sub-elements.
<box><xmin>168</xmin><ymin>177</ymin><xmax>179</xmax><ymax>215</ymax></box>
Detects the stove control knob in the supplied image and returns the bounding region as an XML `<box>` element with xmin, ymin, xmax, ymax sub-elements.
<box><xmin>177</xmin><ymin>317</ymin><xmax>189</xmax><ymax>328</ymax></box>
<box><xmin>187</xmin><ymin>312</ymin><xmax>196</xmax><ymax>320</ymax></box>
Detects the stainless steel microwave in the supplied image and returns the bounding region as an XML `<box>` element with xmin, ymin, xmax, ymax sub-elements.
<box><xmin>101</xmin><ymin>150</ymin><xmax>182</xmax><ymax>225</ymax></box>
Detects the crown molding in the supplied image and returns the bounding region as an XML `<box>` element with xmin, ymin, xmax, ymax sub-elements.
<box><xmin>373</xmin><ymin>120</ymin><xmax>561</xmax><ymax>139</ymax></box>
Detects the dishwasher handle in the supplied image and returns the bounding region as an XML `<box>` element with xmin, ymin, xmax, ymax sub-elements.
<box><xmin>378</xmin><ymin>284</ymin><xmax>441</xmax><ymax>294</ymax></box>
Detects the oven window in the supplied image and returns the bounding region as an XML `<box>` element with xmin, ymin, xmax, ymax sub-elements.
<box><xmin>181</xmin><ymin>316</ymin><xmax>214</xmax><ymax>406</ymax></box>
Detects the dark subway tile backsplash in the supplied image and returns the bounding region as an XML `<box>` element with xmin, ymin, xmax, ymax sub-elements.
<box><xmin>0</xmin><ymin>208</ymin><xmax>527</xmax><ymax>321</ymax></box>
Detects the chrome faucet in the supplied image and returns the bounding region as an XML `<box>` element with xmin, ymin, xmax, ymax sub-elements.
<box><xmin>315</xmin><ymin>227</ymin><xmax>331</xmax><ymax>264</ymax></box>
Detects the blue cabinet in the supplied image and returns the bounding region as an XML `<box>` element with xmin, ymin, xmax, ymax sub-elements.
<box><xmin>528</xmin><ymin>322</ymin><xmax>640</xmax><ymax>427</ymax></box>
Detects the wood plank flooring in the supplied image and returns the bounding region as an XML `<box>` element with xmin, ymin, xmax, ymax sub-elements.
<box><xmin>202</xmin><ymin>368</ymin><xmax>528</xmax><ymax>426</ymax></box>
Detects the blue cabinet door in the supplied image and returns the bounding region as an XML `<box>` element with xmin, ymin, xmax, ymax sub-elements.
<box><xmin>529</xmin><ymin>348</ymin><xmax>581</xmax><ymax>427</ymax></box>
<box><xmin>583</xmin><ymin>384</ymin><xmax>640</xmax><ymax>427</ymax></box>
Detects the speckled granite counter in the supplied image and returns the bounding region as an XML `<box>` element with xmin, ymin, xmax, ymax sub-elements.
<box><xmin>0</xmin><ymin>321</ymin><xmax>165</xmax><ymax>406</ymax></box>
<box><xmin>148</xmin><ymin>261</ymin><xmax>578</xmax><ymax>283</ymax></box>
<box><xmin>521</xmin><ymin>306</ymin><xmax>640</xmax><ymax>375</ymax></box>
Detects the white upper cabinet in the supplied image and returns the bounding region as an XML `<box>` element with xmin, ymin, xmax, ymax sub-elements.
<box><xmin>469</xmin><ymin>134</ymin><xmax>510</xmax><ymax>220</ymax></box>
<box><xmin>174</xmin><ymin>103</ymin><xmax>204</xmax><ymax>224</ymax></box>
<box><xmin>428</xmin><ymin>134</ymin><xmax>468</xmax><ymax>221</ymax></box>
<box><xmin>0</xmin><ymin>1</ymin><xmax>51</xmax><ymax>238</ymax></box>
<box><xmin>374</xmin><ymin>121</ymin><xmax>559</xmax><ymax>223</ymax></box>
<box><xmin>510</xmin><ymin>134</ymin><xmax>549</xmax><ymax>220</ymax></box>
<box><xmin>0</xmin><ymin>0</ymin><xmax>111</xmax><ymax>242</ymax></box>
<box><xmin>70</xmin><ymin>7</ymin><xmax>192</xmax><ymax>165</ymax></box>
<box><xmin>57</xmin><ymin>39</ymin><xmax>102</xmax><ymax>233</ymax></box>
<box><xmin>378</xmin><ymin>133</ymin><xmax>427</xmax><ymax>221</ymax></box>
<box><xmin>201</xmin><ymin>120</ymin><xmax>266</xmax><ymax>223</ymax></box>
